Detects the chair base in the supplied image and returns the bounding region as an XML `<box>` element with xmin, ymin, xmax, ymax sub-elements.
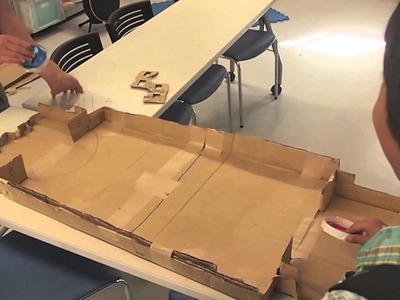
<box><xmin>79</xmin><ymin>19</ymin><xmax>103</xmax><ymax>33</ymax></box>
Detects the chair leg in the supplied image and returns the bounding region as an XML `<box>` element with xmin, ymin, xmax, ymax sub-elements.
<box><xmin>237</xmin><ymin>61</ymin><xmax>243</xmax><ymax>128</ymax></box>
<box><xmin>0</xmin><ymin>226</ymin><xmax>8</xmax><ymax>237</ymax></box>
<box><xmin>272</xmin><ymin>40</ymin><xmax>283</xmax><ymax>99</ymax></box>
<box><xmin>116</xmin><ymin>279</ymin><xmax>133</xmax><ymax>300</ymax></box>
<box><xmin>78</xmin><ymin>19</ymin><xmax>90</xmax><ymax>28</ymax></box>
<box><xmin>88</xmin><ymin>21</ymin><xmax>93</xmax><ymax>33</ymax></box>
<box><xmin>191</xmin><ymin>107</ymin><xmax>197</xmax><ymax>126</ymax></box>
<box><xmin>229</xmin><ymin>59</ymin><xmax>235</xmax><ymax>73</ymax></box>
<box><xmin>225</xmin><ymin>72</ymin><xmax>233</xmax><ymax>132</ymax></box>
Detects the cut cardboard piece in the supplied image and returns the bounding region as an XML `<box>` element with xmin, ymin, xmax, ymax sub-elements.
<box><xmin>131</xmin><ymin>71</ymin><xmax>169</xmax><ymax>104</ymax></box>
<box><xmin>0</xmin><ymin>105</ymin><xmax>339</xmax><ymax>299</ymax></box>
<box><xmin>282</xmin><ymin>170</ymin><xmax>400</xmax><ymax>300</ymax></box>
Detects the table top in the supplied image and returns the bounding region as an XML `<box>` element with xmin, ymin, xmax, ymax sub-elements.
<box><xmin>21</xmin><ymin>0</ymin><xmax>275</xmax><ymax>117</ymax></box>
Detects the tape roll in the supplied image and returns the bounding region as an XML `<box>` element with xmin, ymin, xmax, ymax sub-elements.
<box><xmin>321</xmin><ymin>216</ymin><xmax>354</xmax><ymax>240</ymax></box>
<box><xmin>21</xmin><ymin>44</ymin><xmax>48</xmax><ymax>73</ymax></box>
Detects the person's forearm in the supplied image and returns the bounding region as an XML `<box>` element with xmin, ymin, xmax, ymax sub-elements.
<box><xmin>0</xmin><ymin>0</ymin><xmax>33</xmax><ymax>43</ymax></box>
<box><xmin>39</xmin><ymin>60</ymin><xmax>63</xmax><ymax>85</ymax></box>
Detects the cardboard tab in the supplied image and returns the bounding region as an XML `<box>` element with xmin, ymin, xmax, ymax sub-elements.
<box><xmin>0</xmin><ymin>155</ymin><xmax>27</xmax><ymax>184</ymax></box>
<box><xmin>150</xmin><ymin>243</ymin><xmax>174</xmax><ymax>269</ymax></box>
<box><xmin>67</xmin><ymin>110</ymin><xmax>90</xmax><ymax>142</ymax></box>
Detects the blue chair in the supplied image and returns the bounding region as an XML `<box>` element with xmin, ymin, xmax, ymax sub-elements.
<box><xmin>159</xmin><ymin>101</ymin><xmax>194</xmax><ymax>125</ymax></box>
<box><xmin>0</xmin><ymin>231</ymin><xmax>132</xmax><ymax>300</ymax></box>
<box><xmin>106</xmin><ymin>1</ymin><xmax>232</xmax><ymax>130</ymax></box>
<box><xmin>223</xmin><ymin>13</ymin><xmax>283</xmax><ymax>128</ymax></box>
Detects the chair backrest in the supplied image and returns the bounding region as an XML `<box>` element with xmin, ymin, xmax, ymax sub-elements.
<box><xmin>106</xmin><ymin>1</ymin><xmax>154</xmax><ymax>43</ymax></box>
<box><xmin>50</xmin><ymin>32</ymin><xmax>103</xmax><ymax>73</ymax></box>
<box><xmin>82</xmin><ymin>0</ymin><xmax>120</xmax><ymax>22</ymax></box>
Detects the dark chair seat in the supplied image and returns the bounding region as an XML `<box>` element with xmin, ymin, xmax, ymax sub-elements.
<box><xmin>0</xmin><ymin>231</ymin><xmax>121</xmax><ymax>300</ymax></box>
<box><xmin>169</xmin><ymin>290</ymin><xmax>197</xmax><ymax>300</ymax></box>
<box><xmin>106</xmin><ymin>1</ymin><xmax>154</xmax><ymax>43</ymax></box>
<box><xmin>224</xmin><ymin>30</ymin><xmax>276</xmax><ymax>61</ymax></box>
<box><xmin>79</xmin><ymin>0</ymin><xmax>120</xmax><ymax>33</ymax></box>
<box><xmin>50</xmin><ymin>32</ymin><xmax>103</xmax><ymax>73</ymax></box>
<box><xmin>159</xmin><ymin>101</ymin><xmax>193</xmax><ymax>125</ymax></box>
<box><xmin>179</xmin><ymin>64</ymin><xmax>227</xmax><ymax>105</ymax></box>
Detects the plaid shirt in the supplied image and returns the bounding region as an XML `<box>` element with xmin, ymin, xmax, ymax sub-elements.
<box><xmin>321</xmin><ymin>226</ymin><xmax>400</xmax><ymax>300</ymax></box>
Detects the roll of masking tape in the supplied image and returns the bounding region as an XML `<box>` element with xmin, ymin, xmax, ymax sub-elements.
<box><xmin>21</xmin><ymin>44</ymin><xmax>47</xmax><ymax>73</ymax></box>
<box><xmin>321</xmin><ymin>216</ymin><xmax>354</xmax><ymax>240</ymax></box>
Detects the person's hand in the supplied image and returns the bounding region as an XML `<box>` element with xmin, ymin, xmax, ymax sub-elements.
<box><xmin>39</xmin><ymin>61</ymin><xmax>83</xmax><ymax>97</ymax></box>
<box><xmin>0</xmin><ymin>34</ymin><xmax>34</xmax><ymax>65</ymax></box>
<box><xmin>47</xmin><ymin>71</ymin><xmax>83</xmax><ymax>97</ymax></box>
<box><xmin>345</xmin><ymin>219</ymin><xmax>386</xmax><ymax>245</ymax></box>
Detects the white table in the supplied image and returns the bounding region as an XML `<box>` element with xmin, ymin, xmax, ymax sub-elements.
<box><xmin>19</xmin><ymin>0</ymin><xmax>276</xmax><ymax>117</ymax></box>
<box><xmin>1</xmin><ymin>0</ymin><xmax>296</xmax><ymax>298</ymax></box>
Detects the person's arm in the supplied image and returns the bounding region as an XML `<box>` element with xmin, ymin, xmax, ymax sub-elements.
<box><xmin>0</xmin><ymin>0</ymin><xmax>83</xmax><ymax>96</ymax></box>
<box><xmin>0</xmin><ymin>1</ymin><xmax>33</xmax><ymax>65</ymax></box>
<box><xmin>0</xmin><ymin>0</ymin><xmax>33</xmax><ymax>42</ymax></box>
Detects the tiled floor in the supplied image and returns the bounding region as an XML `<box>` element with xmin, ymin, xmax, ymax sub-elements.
<box><xmin>23</xmin><ymin>0</ymin><xmax>400</xmax><ymax>298</ymax></box>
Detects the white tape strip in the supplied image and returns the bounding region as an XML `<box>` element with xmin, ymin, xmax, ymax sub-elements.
<box><xmin>321</xmin><ymin>216</ymin><xmax>353</xmax><ymax>240</ymax></box>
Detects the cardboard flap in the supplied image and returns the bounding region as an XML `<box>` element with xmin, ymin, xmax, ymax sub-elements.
<box><xmin>231</xmin><ymin>134</ymin><xmax>339</xmax><ymax>180</ymax></box>
<box><xmin>104</xmin><ymin>108</ymin><xmax>206</xmax><ymax>149</ymax></box>
<box><xmin>38</xmin><ymin>103</ymin><xmax>80</xmax><ymax>123</ymax></box>
<box><xmin>335</xmin><ymin>170</ymin><xmax>400</xmax><ymax>212</ymax></box>
<box><xmin>336</xmin><ymin>170</ymin><xmax>356</xmax><ymax>184</ymax></box>
<box><xmin>87</xmin><ymin>107</ymin><xmax>106</xmax><ymax>130</ymax></box>
<box><xmin>204</xmin><ymin>129</ymin><xmax>234</xmax><ymax>154</ymax></box>
<box><xmin>0</xmin><ymin>155</ymin><xmax>27</xmax><ymax>184</ymax></box>
<box><xmin>67</xmin><ymin>109</ymin><xmax>90</xmax><ymax>142</ymax></box>
<box><xmin>275</xmin><ymin>276</ymin><xmax>298</xmax><ymax>299</ymax></box>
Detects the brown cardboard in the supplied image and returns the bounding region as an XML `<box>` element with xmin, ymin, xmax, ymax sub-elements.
<box><xmin>0</xmin><ymin>63</ymin><xmax>39</xmax><ymax>91</ymax></box>
<box><xmin>283</xmin><ymin>170</ymin><xmax>400</xmax><ymax>300</ymax></box>
<box><xmin>130</xmin><ymin>71</ymin><xmax>169</xmax><ymax>104</ymax></box>
<box><xmin>0</xmin><ymin>105</ymin><xmax>340</xmax><ymax>299</ymax></box>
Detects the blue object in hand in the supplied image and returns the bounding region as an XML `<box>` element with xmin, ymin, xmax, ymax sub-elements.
<box><xmin>22</xmin><ymin>44</ymin><xmax>47</xmax><ymax>71</ymax></box>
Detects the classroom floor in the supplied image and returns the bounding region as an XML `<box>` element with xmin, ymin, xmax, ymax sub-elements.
<box><xmin>27</xmin><ymin>0</ymin><xmax>399</xmax><ymax>298</ymax></box>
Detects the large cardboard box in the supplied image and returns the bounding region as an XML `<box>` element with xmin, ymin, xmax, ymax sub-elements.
<box><xmin>0</xmin><ymin>105</ymin><xmax>339</xmax><ymax>299</ymax></box>
<box><xmin>283</xmin><ymin>171</ymin><xmax>400</xmax><ymax>300</ymax></box>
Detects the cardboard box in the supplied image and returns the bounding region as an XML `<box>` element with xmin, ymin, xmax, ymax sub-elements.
<box><xmin>283</xmin><ymin>170</ymin><xmax>400</xmax><ymax>300</ymax></box>
<box><xmin>0</xmin><ymin>105</ymin><xmax>339</xmax><ymax>299</ymax></box>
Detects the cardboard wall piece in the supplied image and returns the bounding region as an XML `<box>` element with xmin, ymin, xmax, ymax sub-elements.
<box><xmin>0</xmin><ymin>105</ymin><xmax>340</xmax><ymax>300</ymax></box>
<box><xmin>282</xmin><ymin>170</ymin><xmax>400</xmax><ymax>299</ymax></box>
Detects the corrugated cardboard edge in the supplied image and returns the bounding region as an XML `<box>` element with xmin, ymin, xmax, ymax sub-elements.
<box><xmin>0</xmin><ymin>105</ymin><xmax>344</xmax><ymax>300</ymax></box>
<box><xmin>335</xmin><ymin>170</ymin><xmax>400</xmax><ymax>212</ymax></box>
